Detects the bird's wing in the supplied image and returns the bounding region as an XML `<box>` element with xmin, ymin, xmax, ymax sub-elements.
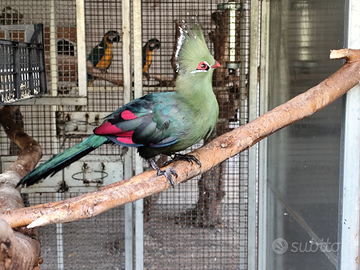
<box><xmin>87</xmin><ymin>43</ymin><xmax>106</xmax><ymax>67</ymax></box>
<box><xmin>94</xmin><ymin>93</ymin><xmax>180</xmax><ymax>148</ymax></box>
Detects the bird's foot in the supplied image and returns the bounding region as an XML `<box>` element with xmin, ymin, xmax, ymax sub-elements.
<box><xmin>143</xmin><ymin>72</ymin><xmax>150</xmax><ymax>81</ymax></box>
<box><xmin>164</xmin><ymin>153</ymin><xmax>202</xmax><ymax>167</ymax></box>
<box><xmin>149</xmin><ymin>158</ymin><xmax>177</xmax><ymax>188</ymax></box>
<box><xmin>157</xmin><ymin>167</ymin><xmax>178</xmax><ymax>188</ymax></box>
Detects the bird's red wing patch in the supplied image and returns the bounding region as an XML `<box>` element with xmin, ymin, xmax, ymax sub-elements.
<box><xmin>114</xmin><ymin>131</ymin><xmax>134</xmax><ymax>137</ymax></box>
<box><xmin>121</xmin><ymin>110</ymin><xmax>137</xmax><ymax>120</ymax></box>
<box><xmin>95</xmin><ymin>122</ymin><xmax>137</xmax><ymax>145</ymax></box>
<box><xmin>117</xmin><ymin>136</ymin><xmax>135</xmax><ymax>144</ymax></box>
<box><xmin>94</xmin><ymin>122</ymin><xmax>123</xmax><ymax>135</ymax></box>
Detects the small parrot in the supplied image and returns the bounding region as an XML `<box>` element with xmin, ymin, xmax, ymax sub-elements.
<box><xmin>87</xmin><ymin>30</ymin><xmax>121</xmax><ymax>86</ymax></box>
<box><xmin>77</xmin><ymin>30</ymin><xmax>120</xmax><ymax>111</ymax></box>
<box><xmin>142</xmin><ymin>38</ymin><xmax>161</xmax><ymax>80</ymax></box>
<box><xmin>17</xmin><ymin>22</ymin><xmax>220</xmax><ymax>188</ymax></box>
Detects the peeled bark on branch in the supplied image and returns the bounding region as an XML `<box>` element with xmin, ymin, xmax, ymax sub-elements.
<box><xmin>1</xmin><ymin>49</ymin><xmax>360</xmax><ymax>229</ymax></box>
<box><xmin>0</xmin><ymin>106</ymin><xmax>43</xmax><ymax>270</ymax></box>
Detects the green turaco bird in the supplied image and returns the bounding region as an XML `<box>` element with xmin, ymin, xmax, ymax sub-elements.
<box><xmin>17</xmin><ymin>22</ymin><xmax>220</xmax><ymax>188</ymax></box>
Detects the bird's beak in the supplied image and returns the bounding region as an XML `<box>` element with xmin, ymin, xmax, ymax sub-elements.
<box><xmin>212</xmin><ymin>61</ymin><xmax>220</xmax><ymax>69</ymax></box>
<box><xmin>108</xmin><ymin>32</ymin><xmax>121</xmax><ymax>43</ymax></box>
<box><xmin>150</xmin><ymin>41</ymin><xmax>161</xmax><ymax>51</ymax></box>
<box><xmin>113</xmin><ymin>34</ymin><xmax>121</xmax><ymax>42</ymax></box>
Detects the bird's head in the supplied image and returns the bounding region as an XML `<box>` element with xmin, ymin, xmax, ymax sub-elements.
<box><xmin>175</xmin><ymin>21</ymin><xmax>220</xmax><ymax>80</ymax></box>
<box><xmin>104</xmin><ymin>30</ymin><xmax>121</xmax><ymax>44</ymax></box>
<box><xmin>146</xmin><ymin>38</ymin><xmax>161</xmax><ymax>51</ymax></box>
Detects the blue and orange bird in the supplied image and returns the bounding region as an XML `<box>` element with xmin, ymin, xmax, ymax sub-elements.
<box><xmin>18</xmin><ymin>22</ymin><xmax>220</xmax><ymax>188</ymax></box>
<box><xmin>142</xmin><ymin>38</ymin><xmax>161</xmax><ymax>80</ymax></box>
<box><xmin>87</xmin><ymin>30</ymin><xmax>121</xmax><ymax>86</ymax></box>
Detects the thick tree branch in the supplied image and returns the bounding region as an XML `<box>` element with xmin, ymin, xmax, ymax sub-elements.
<box><xmin>1</xmin><ymin>49</ymin><xmax>360</xmax><ymax>229</ymax></box>
<box><xmin>0</xmin><ymin>106</ymin><xmax>42</xmax><ymax>269</ymax></box>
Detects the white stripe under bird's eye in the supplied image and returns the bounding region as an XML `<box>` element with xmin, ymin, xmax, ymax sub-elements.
<box><xmin>191</xmin><ymin>61</ymin><xmax>210</xmax><ymax>74</ymax></box>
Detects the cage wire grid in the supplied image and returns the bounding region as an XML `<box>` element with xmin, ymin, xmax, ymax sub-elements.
<box><xmin>0</xmin><ymin>0</ymin><xmax>250</xmax><ymax>269</ymax></box>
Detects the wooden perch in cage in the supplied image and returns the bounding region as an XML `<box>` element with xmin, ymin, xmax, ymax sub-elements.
<box><xmin>85</xmin><ymin>61</ymin><xmax>174</xmax><ymax>86</ymax></box>
<box><xmin>48</xmin><ymin>55</ymin><xmax>174</xmax><ymax>86</ymax></box>
<box><xmin>1</xmin><ymin>49</ymin><xmax>360</xmax><ymax>229</ymax></box>
<box><xmin>0</xmin><ymin>106</ymin><xmax>43</xmax><ymax>269</ymax></box>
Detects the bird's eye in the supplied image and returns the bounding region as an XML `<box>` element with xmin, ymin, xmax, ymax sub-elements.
<box><xmin>196</xmin><ymin>61</ymin><xmax>210</xmax><ymax>71</ymax></box>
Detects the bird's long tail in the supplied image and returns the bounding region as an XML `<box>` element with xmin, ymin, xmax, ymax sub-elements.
<box><xmin>17</xmin><ymin>135</ymin><xmax>108</xmax><ymax>187</ymax></box>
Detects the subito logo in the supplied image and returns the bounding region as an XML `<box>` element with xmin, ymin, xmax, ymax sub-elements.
<box><xmin>272</xmin><ymin>238</ymin><xmax>288</xmax><ymax>255</ymax></box>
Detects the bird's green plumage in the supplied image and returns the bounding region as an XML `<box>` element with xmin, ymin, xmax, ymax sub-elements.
<box><xmin>17</xmin><ymin>135</ymin><xmax>108</xmax><ymax>187</ymax></box>
<box><xmin>177</xmin><ymin>24</ymin><xmax>215</xmax><ymax>75</ymax></box>
<box><xmin>135</xmin><ymin>23</ymin><xmax>219</xmax><ymax>158</ymax></box>
<box><xmin>176</xmin><ymin>24</ymin><xmax>218</xmax><ymax>138</ymax></box>
<box><xmin>18</xmin><ymin>21</ymin><xmax>219</xmax><ymax>188</ymax></box>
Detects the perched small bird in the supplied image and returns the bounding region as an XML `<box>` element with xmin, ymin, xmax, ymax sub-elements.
<box><xmin>142</xmin><ymin>38</ymin><xmax>161</xmax><ymax>80</ymax></box>
<box><xmin>77</xmin><ymin>30</ymin><xmax>120</xmax><ymax>111</ymax></box>
<box><xmin>17</xmin><ymin>22</ymin><xmax>220</xmax><ymax>188</ymax></box>
<box><xmin>87</xmin><ymin>30</ymin><xmax>121</xmax><ymax>87</ymax></box>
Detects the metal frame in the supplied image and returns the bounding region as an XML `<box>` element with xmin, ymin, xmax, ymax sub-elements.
<box><xmin>338</xmin><ymin>0</ymin><xmax>360</xmax><ymax>268</ymax></box>
<box><xmin>247</xmin><ymin>0</ymin><xmax>260</xmax><ymax>269</ymax></box>
<box><xmin>258</xmin><ymin>0</ymin><xmax>270</xmax><ymax>268</ymax></box>
<box><xmin>122</xmin><ymin>1</ymin><xmax>145</xmax><ymax>269</ymax></box>
<box><xmin>133</xmin><ymin>1</ymin><xmax>144</xmax><ymax>270</ymax></box>
<box><xmin>121</xmin><ymin>1</ymin><xmax>133</xmax><ymax>269</ymax></box>
<box><xmin>76</xmin><ymin>0</ymin><xmax>87</xmax><ymax>98</ymax></box>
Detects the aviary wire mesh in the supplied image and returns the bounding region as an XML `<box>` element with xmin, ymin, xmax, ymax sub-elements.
<box><xmin>0</xmin><ymin>0</ymin><xmax>250</xmax><ymax>269</ymax></box>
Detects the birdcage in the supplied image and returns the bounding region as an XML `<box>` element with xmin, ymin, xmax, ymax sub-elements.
<box><xmin>0</xmin><ymin>0</ymin><xmax>249</xmax><ymax>269</ymax></box>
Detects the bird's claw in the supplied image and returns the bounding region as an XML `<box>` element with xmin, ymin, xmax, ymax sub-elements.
<box><xmin>149</xmin><ymin>158</ymin><xmax>177</xmax><ymax>188</ymax></box>
<box><xmin>156</xmin><ymin>167</ymin><xmax>178</xmax><ymax>188</ymax></box>
<box><xmin>143</xmin><ymin>72</ymin><xmax>150</xmax><ymax>81</ymax></box>
<box><xmin>150</xmin><ymin>154</ymin><xmax>200</xmax><ymax>188</ymax></box>
<box><xmin>164</xmin><ymin>153</ymin><xmax>202</xmax><ymax>167</ymax></box>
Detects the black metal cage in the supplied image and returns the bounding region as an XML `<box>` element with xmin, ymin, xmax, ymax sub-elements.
<box><xmin>0</xmin><ymin>24</ymin><xmax>46</xmax><ymax>105</ymax></box>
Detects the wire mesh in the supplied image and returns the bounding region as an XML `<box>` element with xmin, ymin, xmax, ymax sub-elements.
<box><xmin>0</xmin><ymin>0</ymin><xmax>250</xmax><ymax>269</ymax></box>
<box><xmin>23</xmin><ymin>193</ymin><xmax>125</xmax><ymax>269</ymax></box>
<box><xmin>140</xmin><ymin>1</ymin><xmax>249</xmax><ymax>268</ymax></box>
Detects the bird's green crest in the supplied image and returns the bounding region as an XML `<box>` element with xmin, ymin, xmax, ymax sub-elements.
<box><xmin>176</xmin><ymin>22</ymin><xmax>215</xmax><ymax>75</ymax></box>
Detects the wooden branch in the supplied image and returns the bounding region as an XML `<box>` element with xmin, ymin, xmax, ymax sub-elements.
<box><xmin>48</xmin><ymin>55</ymin><xmax>174</xmax><ymax>86</ymax></box>
<box><xmin>86</xmin><ymin>61</ymin><xmax>124</xmax><ymax>86</ymax></box>
<box><xmin>330</xmin><ymin>48</ymin><xmax>360</xmax><ymax>60</ymax></box>
<box><xmin>0</xmin><ymin>106</ymin><xmax>42</xmax><ymax>269</ymax></box>
<box><xmin>2</xmin><ymin>49</ymin><xmax>360</xmax><ymax>229</ymax></box>
<box><xmin>0</xmin><ymin>219</ymin><xmax>42</xmax><ymax>270</ymax></box>
<box><xmin>86</xmin><ymin>61</ymin><xmax>174</xmax><ymax>86</ymax></box>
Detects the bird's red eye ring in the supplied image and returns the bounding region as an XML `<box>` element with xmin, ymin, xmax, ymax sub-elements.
<box><xmin>196</xmin><ymin>61</ymin><xmax>210</xmax><ymax>71</ymax></box>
